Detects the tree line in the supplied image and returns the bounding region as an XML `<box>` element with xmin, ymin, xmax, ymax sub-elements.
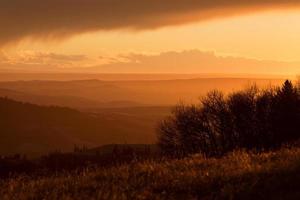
<box><xmin>0</xmin><ymin>145</ymin><xmax>159</xmax><ymax>178</ymax></box>
<box><xmin>158</xmin><ymin>80</ymin><xmax>300</xmax><ymax>157</ymax></box>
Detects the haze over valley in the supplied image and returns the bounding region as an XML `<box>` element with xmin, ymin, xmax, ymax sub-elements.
<box><xmin>0</xmin><ymin>74</ymin><xmax>286</xmax><ymax>155</ymax></box>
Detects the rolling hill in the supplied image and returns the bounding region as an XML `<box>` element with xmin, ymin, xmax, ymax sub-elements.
<box><xmin>0</xmin><ymin>97</ymin><xmax>169</xmax><ymax>156</ymax></box>
<box><xmin>0</xmin><ymin>78</ymin><xmax>284</xmax><ymax>109</ymax></box>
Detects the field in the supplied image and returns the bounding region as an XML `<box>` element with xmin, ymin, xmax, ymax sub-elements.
<box><xmin>1</xmin><ymin>147</ymin><xmax>300</xmax><ymax>200</ymax></box>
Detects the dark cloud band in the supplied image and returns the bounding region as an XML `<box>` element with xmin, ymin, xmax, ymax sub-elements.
<box><xmin>0</xmin><ymin>0</ymin><xmax>299</xmax><ymax>44</ymax></box>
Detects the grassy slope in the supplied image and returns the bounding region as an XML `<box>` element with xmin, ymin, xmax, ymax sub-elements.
<box><xmin>1</xmin><ymin>147</ymin><xmax>300</xmax><ymax>200</ymax></box>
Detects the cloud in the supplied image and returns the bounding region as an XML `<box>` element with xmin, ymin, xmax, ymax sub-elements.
<box><xmin>83</xmin><ymin>50</ymin><xmax>300</xmax><ymax>75</ymax></box>
<box><xmin>1</xmin><ymin>50</ymin><xmax>300</xmax><ymax>75</ymax></box>
<box><xmin>0</xmin><ymin>51</ymin><xmax>8</xmax><ymax>62</ymax></box>
<box><xmin>0</xmin><ymin>0</ymin><xmax>300</xmax><ymax>45</ymax></box>
<box><xmin>0</xmin><ymin>51</ymin><xmax>90</xmax><ymax>71</ymax></box>
<box><xmin>14</xmin><ymin>51</ymin><xmax>88</xmax><ymax>65</ymax></box>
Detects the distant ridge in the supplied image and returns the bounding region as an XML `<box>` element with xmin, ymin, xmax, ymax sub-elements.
<box><xmin>0</xmin><ymin>72</ymin><xmax>293</xmax><ymax>81</ymax></box>
<box><xmin>0</xmin><ymin>78</ymin><xmax>284</xmax><ymax>108</ymax></box>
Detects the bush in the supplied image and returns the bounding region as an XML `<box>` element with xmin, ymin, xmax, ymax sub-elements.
<box><xmin>158</xmin><ymin>80</ymin><xmax>300</xmax><ymax>157</ymax></box>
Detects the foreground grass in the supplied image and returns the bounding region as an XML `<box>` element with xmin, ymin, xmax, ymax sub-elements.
<box><xmin>1</xmin><ymin>148</ymin><xmax>300</xmax><ymax>200</ymax></box>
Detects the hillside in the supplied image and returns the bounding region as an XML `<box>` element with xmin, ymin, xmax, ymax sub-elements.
<box><xmin>0</xmin><ymin>78</ymin><xmax>284</xmax><ymax>108</ymax></box>
<box><xmin>1</xmin><ymin>147</ymin><xmax>300</xmax><ymax>200</ymax></box>
<box><xmin>0</xmin><ymin>98</ymin><xmax>169</xmax><ymax>156</ymax></box>
<box><xmin>0</xmin><ymin>88</ymin><xmax>105</xmax><ymax>108</ymax></box>
<box><xmin>0</xmin><ymin>88</ymin><xmax>145</xmax><ymax>109</ymax></box>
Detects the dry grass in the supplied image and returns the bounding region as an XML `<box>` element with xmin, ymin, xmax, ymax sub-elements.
<box><xmin>1</xmin><ymin>147</ymin><xmax>300</xmax><ymax>200</ymax></box>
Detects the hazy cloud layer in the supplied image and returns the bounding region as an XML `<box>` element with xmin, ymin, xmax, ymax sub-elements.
<box><xmin>15</xmin><ymin>51</ymin><xmax>88</xmax><ymax>65</ymax></box>
<box><xmin>1</xmin><ymin>0</ymin><xmax>300</xmax><ymax>44</ymax></box>
<box><xmin>0</xmin><ymin>51</ymin><xmax>90</xmax><ymax>72</ymax></box>
<box><xmin>1</xmin><ymin>50</ymin><xmax>300</xmax><ymax>74</ymax></box>
<box><xmin>87</xmin><ymin>50</ymin><xmax>300</xmax><ymax>75</ymax></box>
<box><xmin>0</xmin><ymin>51</ymin><xmax>8</xmax><ymax>62</ymax></box>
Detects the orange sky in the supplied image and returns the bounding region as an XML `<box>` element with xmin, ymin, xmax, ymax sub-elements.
<box><xmin>1</xmin><ymin>1</ymin><xmax>300</xmax><ymax>75</ymax></box>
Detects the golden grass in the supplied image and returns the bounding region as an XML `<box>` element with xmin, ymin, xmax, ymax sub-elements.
<box><xmin>1</xmin><ymin>147</ymin><xmax>300</xmax><ymax>200</ymax></box>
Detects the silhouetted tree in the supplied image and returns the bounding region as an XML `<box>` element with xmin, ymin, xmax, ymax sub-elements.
<box><xmin>255</xmin><ymin>88</ymin><xmax>275</xmax><ymax>148</ymax></box>
<box><xmin>157</xmin><ymin>104</ymin><xmax>205</xmax><ymax>157</ymax></box>
<box><xmin>227</xmin><ymin>86</ymin><xmax>259</xmax><ymax>149</ymax></box>
<box><xmin>158</xmin><ymin>80</ymin><xmax>300</xmax><ymax>157</ymax></box>
<box><xmin>200</xmin><ymin>90</ymin><xmax>234</xmax><ymax>155</ymax></box>
<box><xmin>271</xmin><ymin>80</ymin><xmax>300</xmax><ymax>145</ymax></box>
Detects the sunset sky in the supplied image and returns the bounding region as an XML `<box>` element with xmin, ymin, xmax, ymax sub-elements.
<box><xmin>1</xmin><ymin>0</ymin><xmax>300</xmax><ymax>75</ymax></box>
